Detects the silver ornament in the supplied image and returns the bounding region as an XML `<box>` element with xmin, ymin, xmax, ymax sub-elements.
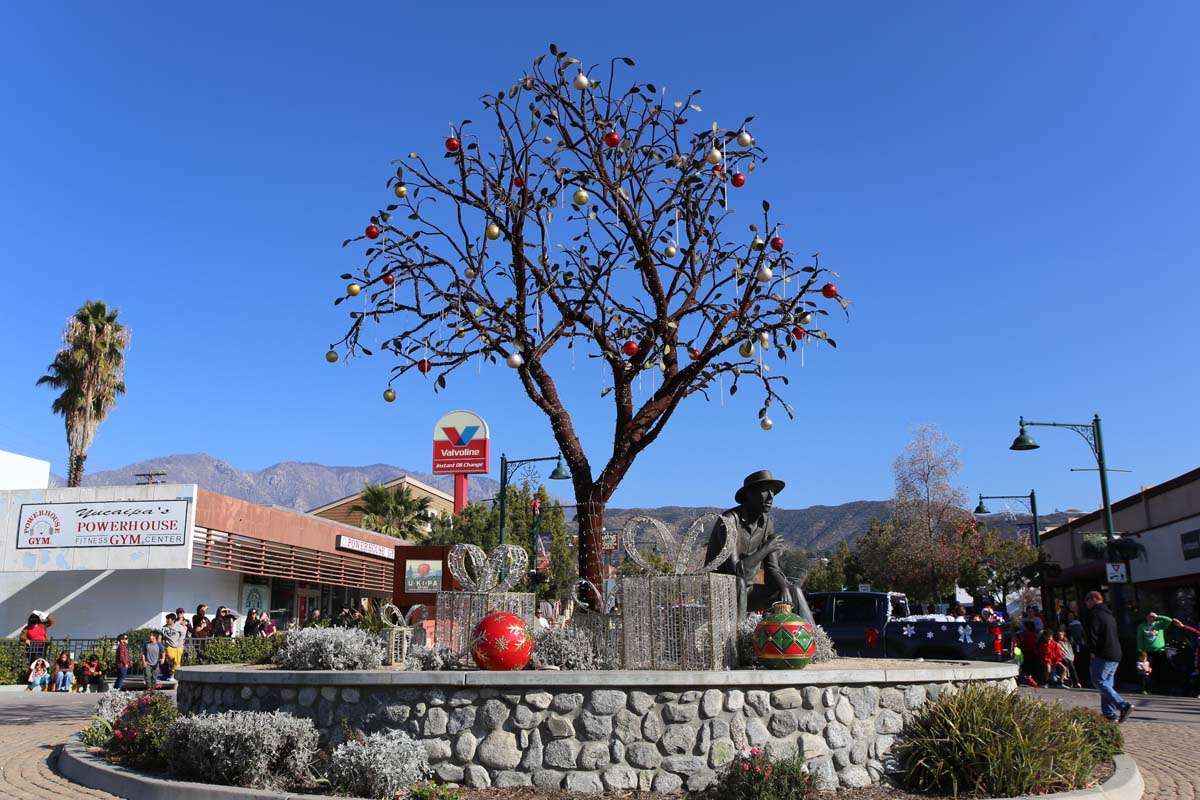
<box><xmin>573</xmin><ymin>72</ymin><xmax>590</xmax><ymax>90</ymax></box>
<box><xmin>760</xmin><ymin>417</ymin><xmax>774</xmax><ymax>431</ymax></box>
<box><xmin>506</xmin><ymin>352</ymin><xmax>524</xmax><ymax>368</ymax></box>
<box><xmin>756</xmin><ymin>265</ymin><xmax>773</xmax><ymax>282</ymax></box>
<box><xmin>737</xmin><ymin>130</ymin><xmax>754</xmax><ymax>147</ymax></box>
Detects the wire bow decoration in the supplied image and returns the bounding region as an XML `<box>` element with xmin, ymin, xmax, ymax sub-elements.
<box><xmin>620</xmin><ymin>513</ymin><xmax>732</xmax><ymax>576</ymax></box>
<box><xmin>447</xmin><ymin>543</ymin><xmax>529</xmax><ymax>593</ymax></box>
<box><xmin>380</xmin><ymin>603</ymin><xmax>427</xmax><ymax>629</ymax></box>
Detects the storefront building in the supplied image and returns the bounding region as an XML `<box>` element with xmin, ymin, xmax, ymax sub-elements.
<box><xmin>1</xmin><ymin>483</ymin><xmax>406</xmax><ymax>638</ymax></box>
<box><xmin>309</xmin><ymin>474</ymin><xmax>454</xmax><ymax>529</ymax></box>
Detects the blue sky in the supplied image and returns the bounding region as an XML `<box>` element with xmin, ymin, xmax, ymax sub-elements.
<box><xmin>2</xmin><ymin>3</ymin><xmax>1197</xmax><ymax>515</ymax></box>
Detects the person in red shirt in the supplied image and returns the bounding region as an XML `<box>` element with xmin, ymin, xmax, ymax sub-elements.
<box><xmin>19</xmin><ymin>611</ymin><xmax>53</xmax><ymax>665</ymax></box>
<box><xmin>81</xmin><ymin>653</ymin><xmax>105</xmax><ymax>692</ymax></box>
<box><xmin>113</xmin><ymin>633</ymin><xmax>131</xmax><ymax>690</ymax></box>
<box><xmin>1019</xmin><ymin>619</ymin><xmax>1045</xmax><ymax>686</ymax></box>
<box><xmin>1040</xmin><ymin>630</ymin><xmax>1065</xmax><ymax>687</ymax></box>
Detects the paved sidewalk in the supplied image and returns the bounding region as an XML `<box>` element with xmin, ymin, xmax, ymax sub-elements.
<box><xmin>1025</xmin><ymin>686</ymin><xmax>1200</xmax><ymax>800</ymax></box>
<box><xmin>0</xmin><ymin>691</ymin><xmax>119</xmax><ymax>800</ymax></box>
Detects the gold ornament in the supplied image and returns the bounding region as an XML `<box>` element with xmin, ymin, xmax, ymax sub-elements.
<box><xmin>664</xmin><ymin>244</ymin><xmax>677</xmax><ymax>258</ymax></box>
<box><xmin>798</xmin><ymin>311</ymin><xmax>813</xmax><ymax>325</ymax></box>
<box><xmin>383</xmin><ymin>388</ymin><xmax>396</xmax><ymax>403</ymax></box>
<box><xmin>394</xmin><ymin>184</ymin><xmax>408</xmax><ymax>199</ymax></box>
<box><xmin>759</xmin><ymin>331</ymin><xmax>771</xmax><ymax>346</ymax></box>
<box><xmin>464</xmin><ymin>267</ymin><xmax>477</xmax><ymax>279</ymax></box>
<box><xmin>737</xmin><ymin>130</ymin><xmax>754</xmax><ymax>147</ymax></box>
<box><xmin>756</xmin><ymin>265</ymin><xmax>773</xmax><ymax>282</ymax></box>
<box><xmin>572</xmin><ymin>188</ymin><xmax>589</xmax><ymax>205</ymax></box>
<box><xmin>739</xmin><ymin>341</ymin><xmax>755</xmax><ymax>358</ymax></box>
<box><xmin>573</xmin><ymin>72</ymin><xmax>590</xmax><ymax>90</ymax></box>
<box><xmin>760</xmin><ymin>417</ymin><xmax>774</xmax><ymax>431</ymax></box>
<box><xmin>325</xmin><ymin>350</ymin><xmax>338</xmax><ymax>363</ymax></box>
<box><xmin>705</xmin><ymin>147</ymin><xmax>723</xmax><ymax>164</ymax></box>
<box><xmin>751</xmin><ymin>236</ymin><xmax>765</xmax><ymax>252</ymax></box>
<box><xmin>485</xmin><ymin>223</ymin><xmax>501</xmax><ymax>241</ymax></box>
<box><xmin>346</xmin><ymin>283</ymin><xmax>361</xmax><ymax>297</ymax></box>
<box><xmin>506</xmin><ymin>352</ymin><xmax>524</xmax><ymax>368</ymax></box>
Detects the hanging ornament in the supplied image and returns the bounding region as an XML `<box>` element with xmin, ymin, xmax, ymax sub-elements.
<box><xmin>417</xmin><ymin>358</ymin><xmax>433</xmax><ymax>375</ymax></box>
<box><xmin>572</xmin><ymin>188</ymin><xmax>589</xmax><ymax>205</ymax></box>
<box><xmin>731</xmin><ymin>172</ymin><xmax>747</xmax><ymax>188</ymax></box>
<box><xmin>689</xmin><ymin>347</ymin><xmax>701</xmax><ymax>360</ymax></box>
<box><xmin>513</xmin><ymin>176</ymin><xmax>524</xmax><ymax>188</ymax></box>
<box><xmin>759</xmin><ymin>331</ymin><xmax>772</xmax><ymax>346</ymax></box>
<box><xmin>325</xmin><ymin>350</ymin><xmax>339</xmax><ymax>363</ymax></box>
<box><xmin>365</xmin><ymin>225</ymin><xmax>380</xmax><ymax>240</ymax></box>
<box><xmin>760</xmin><ymin>417</ymin><xmax>774</xmax><ymax>431</ymax></box>
<box><xmin>821</xmin><ymin>283</ymin><xmax>839</xmax><ymax>298</ymax></box>
<box><xmin>445</xmin><ymin>137</ymin><xmax>461</xmax><ymax>152</ymax></box>
<box><xmin>604</xmin><ymin>131</ymin><xmax>621</xmax><ymax>148</ymax></box>
<box><xmin>506</xmin><ymin>352</ymin><xmax>524</xmax><ymax>368</ymax></box>
<box><xmin>756</xmin><ymin>265</ymin><xmax>773</xmax><ymax>282</ymax></box>
<box><xmin>798</xmin><ymin>311</ymin><xmax>813</xmax><ymax>325</ymax></box>
<box><xmin>393</xmin><ymin>184</ymin><xmax>408</xmax><ymax>199</ymax></box>
<box><xmin>464</xmin><ymin>267</ymin><xmax>477</xmax><ymax>279</ymax></box>
<box><xmin>738</xmin><ymin>340</ymin><xmax>755</xmax><ymax>358</ymax></box>
<box><xmin>573</xmin><ymin>72</ymin><xmax>590</xmax><ymax>90</ymax></box>
<box><xmin>382</xmin><ymin>273</ymin><xmax>395</xmax><ymax>286</ymax></box>
<box><xmin>770</xmin><ymin>236</ymin><xmax>784</xmax><ymax>252</ymax></box>
<box><xmin>737</xmin><ymin>130</ymin><xmax>754</xmax><ymax>147</ymax></box>
<box><xmin>485</xmin><ymin>223</ymin><xmax>502</xmax><ymax>241</ymax></box>
<box><xmin>622</xmin><ymin>341</ymin><xmax>639</xmax><ymax>357</ymax></box>
<box><xmin>792</xmin><ymin>327</ymin><xmax>807</xmax><ymax>340</ymax></box>
<box><xmin>383</xmin><ymin>388</ymin><xmax>397</xmax><ymax>403</ymax></box>
<box><xmin>705</xmin><ymin>147</ymin><xmax>723</xmax><ymax>165</ymax></box>
<box><xmin>664</xmin><ymin>244</ymin><xmax>677</xmax><ymax>259</ymax></box>
<box><xmin>346</xmin><ymin>283</ymin><xmax>361</xmax><ymax>297</ymax></box>
<box><xmin>751</xmin><ymin>236</ymin><xmax>765</xmax><ymax>252</ymax></box>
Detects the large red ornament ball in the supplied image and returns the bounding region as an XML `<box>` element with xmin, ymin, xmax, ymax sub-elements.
<box><xmin>445</xmin><ymin>137</ymin><xmax>461</xmax><ymax>152</ymax></box>
<box><xmin>770</xmin><ymin>236</ymin><xmax>784</xmax><ymax>252</ymax></box>
<box><xmin>417</xmin><ymin>358</ymin><xmax>432</xmax><ymax>374</ymax></box>
<box><xmin>622</xmin><ymin>340</ymin><xmax>639</xmax><ymax>357</ymax></box>
<box><xmin>365</xmin><ymin>225</ymin><xmax>380</xmax><ymax>240</ymax></box>
<box><xmin>821</xmin><ymin>283</ymin><xmax>838</xmax><ymax>299</ymax></box>
<box><xmin>731</xmin><ymin>172</ymin><xmax>747</xmax><ymax>188</ymax></box>
<box><xmin>752</xmin><ymin>602</ymin><xmax>816</xmax><ymax>669</ymax></box>
<box><xmin>471</xmin><ymin>610</ymin><xmax>533</xmax><ymax>671</ymax></box>
<box><xmin>604</xmin><ymin>131</ymin><xmax>621</xmax><ymax>148</ymax></box>
<box><xmin>382</xmin><ymin>273</ymin><xmax>395</xmax><ymax>286</ymax></box>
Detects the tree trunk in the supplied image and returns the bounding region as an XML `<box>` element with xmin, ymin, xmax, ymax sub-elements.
<box><xmin>68</xmin><ymin>450</ymin><xmax>86</xmax><ymax>488</ymax></box>
<box><xmin>575</xmin><ymin>491</ymin><xmax>607</xmax><ymax>596</ymax></box>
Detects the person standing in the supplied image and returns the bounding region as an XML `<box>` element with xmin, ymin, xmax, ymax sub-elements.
<box><xmin>160</xmin><ymin>614</ymin><xmax>186</xmax><ymax>681</ymax></box>
<box><xmin>113</xmin><ymin>633</ymin><xmax>131</xmax><ymax>690</ymax></box>
<box><xmin>243</xmin><ymin>609</ymin><xmax>263</xmax><ymax>638</ymax></box>
<box><xmin>192</xmin><ymin>605</ymin><xmax>212</xmax><ymax>638</ymax></box>
<box><xmin>259</xmin><ymin>613</ymin><xmax>277</xmax><ymax>636</ymax></box>
<box><xmin>1136</xmin><ymin>611</ymin><xmax>1174</xmax><ymax>693</ymax></box>
<box><xmin>1084</xmin><ymin>590</ymin><xmax>1132</xmax><ymax>722</ymax></box>
<box><xmin>19</xmin><ymin>611</ymin><xmax>54</xmax><ymax>665</ymax></box>
<box><xmin>141</xmin><ymin>632</ymin><xmax>165</xmax><ymax>690</ymax></box>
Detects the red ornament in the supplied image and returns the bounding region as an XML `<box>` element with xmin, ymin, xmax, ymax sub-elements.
<box><xmin>792</xmin><ymin>327</ymin><xmax>806</xmax><ymax>340</ymax></box>
<box><xmin>365</xmin><ymin>225</ymin><xmax>380</xmax><ymax>240</ymax></box>
<box><xmin>417</xmin><ymin>358</ymin><xmax>432</xmax><ymax>374</ymax></box>
<box><xmin>622</xmin><ymin>340</ymin><xmax>639</xmax><ymax>357</ymax></box>
<box><xmin>382</xmin><ymin>273</ymin><xmax>395</xmax><ymax>286</ymax></box>
<box><xmin>731</xmin><ymin>172</ymin><xmax>746</xmax><ymax>188</ymax></box>
<box><xmin>604</xmin><ymin>131</ymin><xmax>621</xmax><ymax>148</ymax></box>
<box><xmin>445</xmin><ymin>137</ymin><xmax>461</xmax><ymax>152</ymax></box>
<box><xmin>821</xmin><ymin>283</ymin><xmax>838</xmax><ymax>298</ymax></box>
<box><xmin>751</xmin><ymin>602</ymin><xmax>816</xmax><ymax>668</ymax></box>
<box><xmin>513</xmin><ymin>176</ymin><xmax>524</xmax><ymax>188</ymax></box>
<box><xmin>770</xmin><ymin>236</ymin><xmax>784</xmax><ymax>252</ymax></box>
<box><xmin>712</xmin><ymin>164</ymin><xmax>724</xmax><ymax>172</ymax></box>
<box><xmin>471</xmin><ymin>610</ymin><xmax>533</xmax><ymax>671</ymax></box>
<box><xmin>689</xmin><ymin>348</ymin><xmax>702</xmax><ymax>360</ymax></box>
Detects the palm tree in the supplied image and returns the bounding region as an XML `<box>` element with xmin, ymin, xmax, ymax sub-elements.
<box><xmin>36</xmin><ymin>301</ymin><xmax>130</xmax><ymax>487</ymax></box>
<box><xmin>350</xmin><ymin>482</ymin><xmax>433</xmax><ymax>540</ymax></box>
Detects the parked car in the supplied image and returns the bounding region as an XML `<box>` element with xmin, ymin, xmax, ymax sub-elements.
<box><xmin>806</xmin><ymin>591</ymin><xmax>1012</xmax><ymax>661</ymax></box>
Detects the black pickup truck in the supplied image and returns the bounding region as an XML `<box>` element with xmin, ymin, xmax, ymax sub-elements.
<box><xmin>806</xmin><ymin>591</ymin><xmax>1012</xmax><ymax>661</ymax></box>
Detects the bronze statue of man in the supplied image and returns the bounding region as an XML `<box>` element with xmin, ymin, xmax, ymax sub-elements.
<box><xmin>706</xmin><ymin>470</ymin><xmax>815</xmax><ymax>625</ymax></box>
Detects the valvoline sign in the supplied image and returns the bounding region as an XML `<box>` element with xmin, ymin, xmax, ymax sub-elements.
<box><xmin>432</xmin><ymin>410</ymin><xmax>491</xmax><ymax>475</ymax></box>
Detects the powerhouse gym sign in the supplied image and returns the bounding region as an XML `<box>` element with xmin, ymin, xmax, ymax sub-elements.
<box><xmin>17</xmin><ymin>499</ymin><xmax>191</xmax><ymax>549</ymax></box>
<box><xmin>432</xmin><ymin>410</ymin><xmax>491</xmax><ymax>475</ymax></box>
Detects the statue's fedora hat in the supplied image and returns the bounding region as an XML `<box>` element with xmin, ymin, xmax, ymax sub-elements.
<box><xmin>735</xmin><ymin>470</ymin><xmax>786</xmax><ymax>503</ymax></box>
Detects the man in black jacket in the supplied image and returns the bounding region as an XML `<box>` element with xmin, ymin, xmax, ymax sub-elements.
<box><xmin>1084</xmin><ymin>591</ymin><xmax>1132</xmax><ymax>722</ymax></box>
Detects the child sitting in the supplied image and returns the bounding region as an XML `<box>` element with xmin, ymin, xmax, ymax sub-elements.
<box><xmin>1137</xmin><ymin>651</ymin><xmax>1153</xmax><ymax>694</ymax></box>
<box><xmin>81</xmin><ymin>653</ymin><xmax>106</xmax><ymax>692</ymax></box>
<box><xmin>1040</xmin><ymin>629</ymin><xmax>1065</xmax><ymax>687</ymax></box>
<box><xmin>27</xmin><ymin>658</ymin><xmax>51</xmax><ymax>691</ymax></box>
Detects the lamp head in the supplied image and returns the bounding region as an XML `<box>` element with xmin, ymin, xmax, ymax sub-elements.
<box><xmin>1010</xmin><ymin>426</ymin><xmax>1039</xmax><ymax>451</ymax></box>
<box><xmin>974</xmin><ymin>498</ymin><xmax>990</xmax><ymax>515</ymax></box>
<box><xmin>549</xmin><ymin>456</ymin><xmax>571</xmax><ymax>481</ymax></box>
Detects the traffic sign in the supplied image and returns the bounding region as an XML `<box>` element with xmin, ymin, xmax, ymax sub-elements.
<box><xmin>1106</xmin><ymin>562</ymin><xmax>1128</xmax><ymax>584</ymax></box>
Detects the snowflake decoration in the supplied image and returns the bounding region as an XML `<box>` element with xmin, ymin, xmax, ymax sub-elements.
<box><xmin>977</xmin><ymin>641</ymin><xmax>986</xmax><ymax>649</ymax></box>
<box><xmin>494</xmin><ymin>636</ymin><xmax>510</xmax><ymax>652</ymax></box>
<box><xmin>902</xmin><ymin>625</ymin><xmax>916</xmax><ymax>638</ymax></box>
<box><xmin>940</xmin><ymin>624</ymin><xmax>948</xmax><ymax>631</ymax></box>
<box><xmin>926</xmin><ymin>631</ymin><xmax>935</xmax><ymax>639</ymax></box>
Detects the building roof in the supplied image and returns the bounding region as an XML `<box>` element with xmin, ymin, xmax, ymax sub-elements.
<box><xmin>1039</xmin><ymin>465</ymin><xmax>1200</xmax><ymax>543</ymax></box>
<box><xmin>307</xmin><ymin>474</ymin><xmax>453</xmax><ymax>516</ymax></box>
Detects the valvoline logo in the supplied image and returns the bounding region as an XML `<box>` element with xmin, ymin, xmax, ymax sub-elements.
<box><xmin>441</xmin><ymin>426</ymin><xmax>480</xmax><ymax>447</ymax></box>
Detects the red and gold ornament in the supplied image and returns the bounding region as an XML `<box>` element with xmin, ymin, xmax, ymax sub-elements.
<box><xmin>445</xmin><ymin>137</ymin><xmax>461</xmax><ymax>153</ymax></box>
<box><xmin>751</xmin><ymin>602</ymin><xmax>816</xmax><ymax>669</ymax></box>
<box><xmin>604</xmin><ymin>131</ymin><xmax>621</xmax><ymax>148</ymax></box>
<box><xmin>365</xmin><ymin>224</ymin><xmax>380</xmax><ymax>240</ymax></box>
<box><xmin>471</xmin><ymin>610</ymin><xmax>533</xmax><ymax>671</ymax></box>
<box><xmin>821</xmin><ymin>283</ymin><xmax>838</xmax><ymax>299</ymax></box>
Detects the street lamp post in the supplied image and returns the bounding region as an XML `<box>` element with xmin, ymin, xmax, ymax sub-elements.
<box><xmin>974</xmin><ymin>490</ymin><xmax>1040</xmax><ymax>546</ymax></box>
<box><xmin>497</xmin><ymin>452</ymin><xmax>571</xmax><ymax>546</ymax></box>
<box><xmin>1009</xmin><ymin>414</ymin><xmax>1125</xmax><ymax>618</ymax></box>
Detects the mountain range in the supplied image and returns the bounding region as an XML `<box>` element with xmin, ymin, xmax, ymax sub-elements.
<box><xmin>59</xmin><ymin>454</ymin><xmax>1071</xmax><ymax>551</ymax></box>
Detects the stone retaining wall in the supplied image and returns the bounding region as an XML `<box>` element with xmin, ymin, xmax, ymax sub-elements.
<box><xmin>177</xmin><ymin>664</ymin><xmax>1017</xmax><ymax>792</ymax></box>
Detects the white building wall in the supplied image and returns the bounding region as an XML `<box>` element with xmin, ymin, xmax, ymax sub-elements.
<box><xmin>1128</xmin><ymin>511</ymin><xmax>1200</xmax><ymax>584</ymax></box>
<box><xmin>0</xmin><ymin>450</ymin><xmax>50</xmax><ymax>491</ymax></box>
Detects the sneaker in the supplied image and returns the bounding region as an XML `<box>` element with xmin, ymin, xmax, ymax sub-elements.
<box><xmin>1118</xmin><ymin>703</ymin><xmax>1133</xmax><ymax>724</ymax></box>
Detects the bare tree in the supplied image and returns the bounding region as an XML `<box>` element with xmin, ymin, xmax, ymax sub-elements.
<box><xmin>330</xmin><ymin>46</ymin><xmax>847</xmax><ymax>590</ymax></box>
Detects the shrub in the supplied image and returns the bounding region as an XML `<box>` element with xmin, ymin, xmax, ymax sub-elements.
<box><xmin>1066</xmin><ymin>706</ymin><xmax>1124</xmax><ymax>760</ymax></box>
<box><xmin>327</xmin><ymin>729</ymin><xmax>430</xmax><ymax>799</ymax></box>
<box><xmin>410</xmin><ymin>783</ymin><xmax>464</xmax><ymax>800</ymax></box>
<box><xmin>697</xmin><ymin>747</ymin><xmax>813</xmax><ymax>800</ymax></box>
<box><xmin>165</xmin><ymin>710</ymin><xmax>318</xmax><ymax>790</ymax></box>
<box><xmin>81</xmin><ymin>717</ymin><xmax>113</xmax><ymax>748</ymax></box>
<box><xmin>272</xmin><ymin>627</ymin><xmax>385</xmax><ymax>670</ymax></box>
<box><xmin>189</xmin><ymin>633</ymin><xmax>285</xmax><ymax>665</ymax></box>
<box><xmin>902</xmin><ymin>683</ymin><xmax>1101</xmax><ymax>797</ymax></box>
<box><xmin>405</xmin><ymin>642</ymin><xmax>465</xmax><ymax>671</ymax></box>
<box><xmin>529</xmin><ymin>625</ymin><xmax>599</xmax><ymax>670</ymax></box>
<box><xmin>107</xmin><ymin>691</ymin><xmax>179</xmax><ymax>771</ymax></box>
<box><xmin>94</xmin><ymin>690</ymin><xmax>138</xmax><ymax>724</ymax></box>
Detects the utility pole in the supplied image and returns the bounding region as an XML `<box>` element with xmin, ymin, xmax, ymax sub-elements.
<box><xmin>134</xmin><ymin>471</ymin><xmax>166</xmax><ymax>485</ymax></box>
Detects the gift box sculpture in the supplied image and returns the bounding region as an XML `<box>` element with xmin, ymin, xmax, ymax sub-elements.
<box><xmin>379</xmin><ymin>602</ymin><xmax>426</xmax><ymax>669</ymax></box>
<box><xmin>434</xmin><ymin>543</ymin><xmax>535</xmax><ymax>657</ymax></box>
